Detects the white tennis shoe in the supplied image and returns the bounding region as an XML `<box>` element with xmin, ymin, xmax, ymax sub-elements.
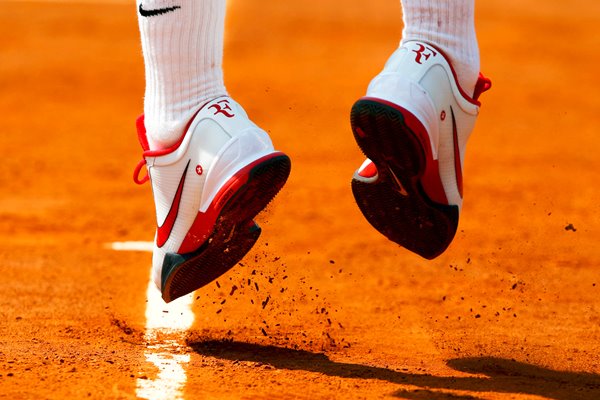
<box><xmin>351</xmin><ymin>41</ymin><xmax>491</xmax><ymax>259</ymax></box>
<box><xmin>134</xmin><ymin>96</ymin><xmax>291</xmax><ymax>302</ymax></box>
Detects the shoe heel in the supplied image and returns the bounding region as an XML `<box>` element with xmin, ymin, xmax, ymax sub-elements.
<box><xmin>350</xmin><ymin>98</ymin><xmax>458</xmax><ymax>259</ymax></box>
<box><xmin>162</xmin><ymin>221</ymin><xmax>262</xmax><ymax>303</ymax></box>
<box><xmin>161</xmin><ymin>153</ymin><xmax>290</xmax><ymax>302</ymax></box>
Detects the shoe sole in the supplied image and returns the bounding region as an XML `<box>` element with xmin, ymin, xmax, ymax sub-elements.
<box><xmin>161</xmin><ymin>153</ymin><xmax>291</xmax><ymax>302</ymax></box>
<box><xmin>350</xmin><ymin>98</ymin><xmax>458</xmax><ymax>259</ymax></box>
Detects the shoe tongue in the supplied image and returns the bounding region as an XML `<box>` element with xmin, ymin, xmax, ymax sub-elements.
<box><xmin>136</xmin><ymin>114</ymin><xmax>150</xmax><ymax>151</ymax></box>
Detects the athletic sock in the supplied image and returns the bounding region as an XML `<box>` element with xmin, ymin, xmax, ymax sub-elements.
<box><xmin>400</xmin><ymin>0</ymin><xmax>480</xmax><ymax>96</ymax></box>
<box><xmin>137</xmin><ymin>0</ymin><xmax>226</xmax><ymax>149</ymax></box>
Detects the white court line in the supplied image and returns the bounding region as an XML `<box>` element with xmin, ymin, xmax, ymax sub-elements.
<box><xmin>136</xmin><ymin>280</ymin><xmax>194</xmax><ymax>400</ymax></box>
<box><xmin>109</xmin><ymin>241</ymin><xmax>154</xmax><ymax>252</ymax></box>
<box><xmin>107</xmin><ymin>241</ymin><xmax>194</xmax><ymax>400</ymax></box>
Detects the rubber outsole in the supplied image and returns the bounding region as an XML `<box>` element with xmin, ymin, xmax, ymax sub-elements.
<box><xmin>161</xmin><ymin>154</ymin><xmax>291</xmax><ymax>302</ymax></box>
<box><xmin>350</xmin><ymin>99</ymin><xmax>458</xmax><ymax>259</ymax></box>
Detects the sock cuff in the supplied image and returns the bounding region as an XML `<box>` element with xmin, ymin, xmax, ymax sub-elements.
<box><xmin>400</xmin><ymin>0</ymin><xmax>480</xmax><ymax>94</ymax></box>
<box><xmin>138</xmin><ymin>0</ymin><xmax>227</xmax><ymax>149</ymax></box>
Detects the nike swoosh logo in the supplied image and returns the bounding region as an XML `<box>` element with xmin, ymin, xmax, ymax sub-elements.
<box><xmin>450</xmin><ymin>106</ymin><xmax>463</xmax><ymax>198</ymax></box>
<box><xmin>388</xmin><ymin>167</ymin><xmax>409</xmax><ymax>197</ymax></box>
<box><xmin>139</xmin><ymin>3</ymin><xmax>181</xmax><ymax>17</ymax></box>
<box><xmin>156</xmin><ymin>160</ymin><xmax>190</xmax><ymax>248</ymax></box>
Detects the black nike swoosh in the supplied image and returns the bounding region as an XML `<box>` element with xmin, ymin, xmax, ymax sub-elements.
<box><xmin>139</xmin><ymin>3</ymin><xmax>181</xmax><ymax>17</ymax></box>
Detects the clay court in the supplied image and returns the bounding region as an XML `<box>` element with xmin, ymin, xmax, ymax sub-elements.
<box><xmin>1</xmin><ymin>0</ymin><xmax>599</xmax><ymax>399</ymax></box>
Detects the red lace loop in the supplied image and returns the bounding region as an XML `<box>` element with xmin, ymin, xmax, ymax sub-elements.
<box><xmin>133</xmin><ymin>159</ymin><xmax>149</xmax><ymax>185</ymax></box>
<box><xmin>473</xmin><ymin>72</ymin><xmax>492</xmax><ymax>101</ymax></box>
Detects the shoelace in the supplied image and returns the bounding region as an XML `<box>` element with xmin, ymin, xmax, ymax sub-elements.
<box><xmin>133</xmin><ymin>159</ymin><xmax>149</xmax><ymax>185</ymax></box>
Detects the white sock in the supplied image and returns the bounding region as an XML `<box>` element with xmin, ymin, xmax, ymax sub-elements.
<box><xmin>137</xmin><ymin>0</ymin><xmax>227</xmax><ymax>149</ymax></box>
<box><xmin>400</xmin><ymin>0</ymin><xmax>480</xmax><ymax>96</ymax></box>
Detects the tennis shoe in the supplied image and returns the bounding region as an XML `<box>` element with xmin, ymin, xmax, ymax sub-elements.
<box><xmin>134</xmin><ymin>96</ymin><xmax>291</xmax><ymax>302</ymax></box>
<box><xmin>351</xmin><ymin>41</ymin><xmax>491</xmax><ymax>259</ymax></box>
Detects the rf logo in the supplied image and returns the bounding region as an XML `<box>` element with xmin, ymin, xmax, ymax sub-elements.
<box><xmin>209</xmin><ymin>99</ymin><xmax>235</xmax><ymax>118</ymax></box>
<box><xmin>412</xmin><ymin>44</ymin><xmax>438</xmax><ymax>64</ymax></box>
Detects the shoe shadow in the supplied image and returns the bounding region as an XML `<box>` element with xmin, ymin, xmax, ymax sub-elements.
<box><xmin>188</xmin><ymin>339</ymin><xmax>600</xmax><ymax>400</ymax></box>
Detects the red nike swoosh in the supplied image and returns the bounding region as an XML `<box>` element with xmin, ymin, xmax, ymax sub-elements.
<box><xmin>156</xmin><ymin>160</ymin><xmax>190</xmax><ymax>248</ymax></box>
<box><xmin>450</xmin><ymin>107</ymin><xmax>463</xmax><ymax>198</ymax></box>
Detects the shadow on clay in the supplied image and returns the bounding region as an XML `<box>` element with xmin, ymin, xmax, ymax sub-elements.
<box><xmin>188</xmin><ymin>339</ymin><xmax>600</xmax><ymax>400</ymax></box>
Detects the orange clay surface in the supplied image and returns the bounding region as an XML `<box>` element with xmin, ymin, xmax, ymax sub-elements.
<box><xmin>1</xmin><ymin>1</ymin><xmax>600</xmax><ymax>399</ymax></box>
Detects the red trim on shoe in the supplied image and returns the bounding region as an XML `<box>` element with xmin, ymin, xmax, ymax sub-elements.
<box><xmin>473</xmin><ymin>72</ymin><xmax>492</xmax><ymax>102</ymax></box>
<box><xmin>140</xmin><ymin>96</ymin><xmax>229</xmax><ymax>157</ymax></box>
<box><xmin>136</xmin><ymin>115</ymin><xmax>150</xmax><ymax>151</ymax></box>
<box><xmin>361</xmin><ymin>97</ymin><xmax>449</xmax><ymax>205</ymax></box>
<box><xmin>177</xmin><ymin>152</ymin><xmax>284</xmax><ymax>254</ymax></box>
<box><xmin>410</xmin><ymin>41</ymin><xmax>491</xmax><ymax>106</ymax></box>
<box><xmin>358</xmin><ymin>161</ymin><xmax>378</xmax><ymax>179</ymax></box>
<box><xmin>156</xmin><ymin>161</ymin><xmax>191</xmax><ymax>248</ymax></box>
<box><xmin>133</xmin><ymin>96</ymin><xmax>231</xmax><ymax>185</ymax></box>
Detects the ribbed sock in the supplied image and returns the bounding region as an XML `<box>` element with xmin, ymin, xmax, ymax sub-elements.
<box><xmin>400</xmin><ymin>0</ymin><xmax>480</xmax><ymax>96</ymax></box>
<box><xmin>137</xmin><ymin>0</ymin><xmax>227</xmax><ymax>149</ymax></box>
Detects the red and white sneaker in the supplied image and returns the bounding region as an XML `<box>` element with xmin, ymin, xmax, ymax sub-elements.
<box><xmin>351</xmin><ymin>41</ymin><xmax>491</xmax><ymax>259</ymax></box>
<box><xmin>134</xmin><ymin>96</ymin><xmax>291</xmax><ymax>302</ymax></box>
